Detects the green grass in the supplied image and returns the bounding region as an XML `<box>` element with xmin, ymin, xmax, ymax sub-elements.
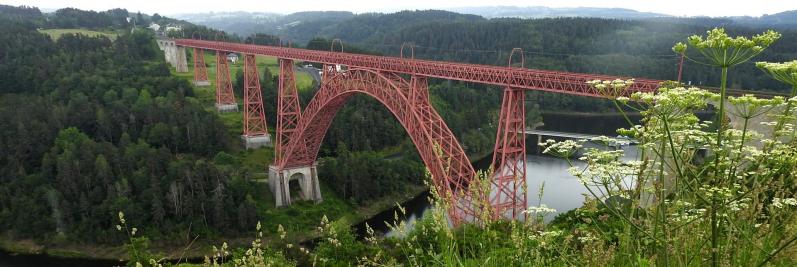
<box><xmin>38</xmin><ymin>28</ymin><xmax>118</xmax><ymax>41</ymax></box>
<box><xmin>176</xmin><ymin>50</ymin><xmax>316</xmax><ymax>118</ymax></box>
<box><xmin>198</xmin><ymin>50</ymin><xmax>314</xmax><ymax>92</ymax></box>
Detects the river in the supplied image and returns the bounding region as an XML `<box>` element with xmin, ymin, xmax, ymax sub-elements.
<box><xmin>0</xmin><ymin>250</ymin><xmax>121</xmax><ymax>267</ymax></box>
<box><xmin>352</xmin><ymin>112</ymin><xmax>646</xmax><ymax>237</ymax></box>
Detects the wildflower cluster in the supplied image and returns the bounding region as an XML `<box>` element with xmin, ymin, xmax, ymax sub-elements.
<box><xmin>539</xmin><ymin>139</ymin><xmax>582</xmax><ymax>158</ymax></box>
<box><xmin>567</xmin><ymin>148</ymin><xmax>638</xmax><ymax>190</ymax></box>
<box><xmin>756</xmin><ymin>60</ymin><xmax>797</xmax><ymax>87</ymax></box>
<box><xmin>587</xmin><ymin>79</ymin><xmax>634</xmax><ymax>99</ymax></box>
<box><xmin>727</xmin><ymin>94</ymin><xmax>782</xmax><ymax>119</ymax></box>
<box><xmin>199</xmin><ymin>221</ymin><xmax>295</xmax><ymax>267</ymax></box>
<box><xmin>115</xmin><ymin>211</ymin><xmax>161</xmax><ymax>267</ymax></box>
<box><xmin>522</xmin><ymin>204</ymin><xmax>557</xmax><ymax>216</ymax></box>
<box><xmin>673</xmin><ymin>28</ymin><xmax>780</xmax><ymax>67</ymax></box>
<box><xmin>771</xmin><ymin>198</ymin><xmax>797</xmax><ymax>209</ymax></box>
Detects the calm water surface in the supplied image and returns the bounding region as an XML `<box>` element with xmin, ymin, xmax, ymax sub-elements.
<box><xmin>355</xmin><ymin>112</ymin><xmax>644</xmax><ymax>236</ymax></box>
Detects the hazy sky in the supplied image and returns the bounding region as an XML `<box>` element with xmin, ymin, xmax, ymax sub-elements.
<box><xmin>3</xmin><ymin>0</ymin><xmax>796</xmax><ymax>17</ymax></box>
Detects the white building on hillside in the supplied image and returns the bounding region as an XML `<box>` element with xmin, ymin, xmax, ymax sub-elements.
<box><xmin>148</xmin><ymin>23</ymin><xmax>161</xmax><ymax>32</ymax></box>
<box><xmin>165</xmin><ymin>25</ymin><xmax>182</xmax><ymax>33</ymax></box>
<box><xmin>227</xmin><ymin>53</ymin><xmax>239</xmax><ymax>64</ymax></box>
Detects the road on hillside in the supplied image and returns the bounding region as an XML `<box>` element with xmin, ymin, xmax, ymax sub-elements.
<box><xmin>296</xmin><ymin>65</ymin><xmax>321</xmax><ymax>89</ymax></box>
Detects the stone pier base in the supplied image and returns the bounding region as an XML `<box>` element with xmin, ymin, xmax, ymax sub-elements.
<box><xmin>193</xmin><ymin>80</ymin><xmax>211</xmax><ymax>87</ymax></box>
<box><xmin>175</xmin><ymin>47</ymin><xmax>188</xmax><ymax>73</ymax></box>
<box><xmin>215</xmin><ymin>103</ymin><xmax>238</xmax><ymax>113</ymax></box>
<box><xmin>269</xmin><ymin>163</ymin><xmax>323</xmax><ymax>207</ymax></box>
<box><xmin>241</xmin><ymin>134</ymin><xmax>272</xmax><ymax>149</ymax></box>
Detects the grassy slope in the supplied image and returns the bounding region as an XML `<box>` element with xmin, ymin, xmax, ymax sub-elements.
<box><xmin>38</xmin><ymin>28</ymin><xmax>119</xmax><ymax>41</ymax></box>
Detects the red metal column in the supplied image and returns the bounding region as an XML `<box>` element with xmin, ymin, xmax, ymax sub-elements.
<box><xmin>490</xmin><ymin>87</ymin><xmax>527</xmax><ymax>220</ymax></box>
<box><xmin>193</xmin><ymin>48</ymin><xmax>210</xmax><ymax>86</ymax></box>
<box><xmin>243</xmin><ymin>54</ymin><xmax>269</xmax><ymax>137</ymax></box>
<box><xmin>215</xmin><ymin>51</ymin><xmax>237</xmax><ymax>112</ymax></box>
<box><xmin>490</xmin><ymin>48</ymin><xmax>528</xmax><ymax>220</ymax></box>
<box><xmin>275</xmin><ymin>58</ymin><xmax>303</xmax><ymax>165</ymax></box>
<box><xmin>677</xmin><ymin>52</ymin><xmax>685</xmax><ymax>83</ymax></box>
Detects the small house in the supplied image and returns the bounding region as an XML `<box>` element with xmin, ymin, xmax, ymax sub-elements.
<box><xmin>148</xmin><ymin>22</ymin><xmax>161</xmax><ymax>32</ymax></box>
<box><xmin>227</xmin><ymin>53</ymin><xmax>239</xmax><ymax>64</ymax></box>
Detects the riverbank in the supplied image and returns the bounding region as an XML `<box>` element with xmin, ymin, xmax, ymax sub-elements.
<box><xmin>0</xmin><ymin>182</ymin><xmax>428</xmax><ymax>264</ymax></box>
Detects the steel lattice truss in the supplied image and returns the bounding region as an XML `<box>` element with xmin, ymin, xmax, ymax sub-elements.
<box><xmin>275</xmin><ymin>59</ymin><xmax>305</xmax><ymax>165</ymax></box>
<box><xmin>491</xmin><ymin>87</ymin><xmax>528</xmax><ymax>220</ymax></box>
<box><xmin>242</xmin><ymin>54</ymin><xmax>269</xmax><ymax>137</ymax></box>
<box><xmin>176</xmin><ymin>39</ymin><xmax>660</xmax><ymax>97</ymax></box>
<box><xmin>193</xmin><ymin>48</ymin><xmax>209</xmax><ymax>83</ymax></box>
<box><xmin>215</xmin><ymin>51</ymin><xmax>237</xmax><ymax>106</ymax></box>
<box><xmin>176</xmin><ymin>39</ymin><xmax>669</xmax><ymax>224</ymax></box>
<box><xmin>274</xmin><ymin>68</ymin><xmax>478</xmax><ymax>223</ymax></box>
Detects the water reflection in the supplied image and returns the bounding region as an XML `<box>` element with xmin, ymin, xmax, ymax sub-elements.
<box><xmin>526</xmin><ymin>143</ymin><xmax>639</xmax><ymax>222</ymax></box>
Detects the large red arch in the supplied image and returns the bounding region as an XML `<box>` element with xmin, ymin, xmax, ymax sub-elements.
<box><xmin>277</xmin><ymin>68</ymin><xmax>478</xmax><ymax>222</ymax></box>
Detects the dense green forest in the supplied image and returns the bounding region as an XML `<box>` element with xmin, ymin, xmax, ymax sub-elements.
<box><xmin>0</xmin><ymin>14</ymin><xmax>263</xmax><ymax>244</ymax></box>
<box><xmin>0</xmin><ymin>5</ymin><xmax>434</xmax><ymax>250</ymax></box>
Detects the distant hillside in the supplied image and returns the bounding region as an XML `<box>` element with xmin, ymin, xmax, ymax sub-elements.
<box><xmin>0</xmin><ymin>4</ymin><xmax>206</xmax><ymax>35</ymax></box>
<box><xmin>173</xmin><ymin>10</ymin><xmax>482</xmax><ymax>44</ymax></box>
<box><xmin>175</xmin><ymin>7</ymin><xmax>797</xmax><ymax>43</ymax></box>
<box><xmin>173</xmin><ymin>11</ymin><xmax>354</xmax><ymax>38</ymax></box>
<box><xmin>731</xmin><ymin>10</ymin><xmax>797</xmax><ymax>29</ymax></box>
<box><xmin>448</xmin><ymin>6</ymin><xmax>669</xmax><ymax>19</ymax></box>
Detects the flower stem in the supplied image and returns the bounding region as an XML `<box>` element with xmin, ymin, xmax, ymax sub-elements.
<box><xmin>774</xmin><ymin>85</ymin><xmax>797</xmax><ymax>135</ymax></box>
<box><xmin>613</xmin><ymin>100</ymin><xmax>634</xmax><ymax>127</ymax></box>
<box><xmin>716</xmin><ymin>67</ymin><xmax>728</xmax><ymax>151</ymax></box>
<box><xmin>711</xmin><ymin>66</ymin><xmax>728</xmax><ymax>267</ymax></box>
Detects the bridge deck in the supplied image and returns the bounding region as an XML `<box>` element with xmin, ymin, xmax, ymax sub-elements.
<box><xmin>174</xmin><ymin>39</ymin><xmax>661</xmax><ymax>98</ymax></box>
<box><xmin>524</xmin><ymin>129</ymin><xmax>605</xmax><ymax>140</ymax></box>
<box><xmin>523</xmin><ymin>129</ymin><xmax>638</xmax><ymax>145</ymax></box>
<box><xmin>173</xmin><ymin>39</ymin><xmax>788</xmax><ymax>98</ymax></box>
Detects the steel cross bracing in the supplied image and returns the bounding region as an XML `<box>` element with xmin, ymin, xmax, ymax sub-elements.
<box><xmin>175</xmin><ymin>39</ymin><xmax>660</xmax><ymax>97</ymax></box>
<box><xmin>215</xmin><ymin>51</ymin><xmax>237</xmax><ymax>107</ymax></box>
<box><xmin>491</xmin><ymin>87</ymin><xmax>527</xmax><ymax>220</ymax></box>
<box><xmin>242</xmin><ymin>54</ymin><xmax>269</xmax><ymax>137</ymax></box>
<box><xmin>193</xmin><ymin>48</ymin><xmax>209</xmax><ymax>84</ymax></box>
<box><xmin>275</xmin><ymin>59</ymin><xmax>305</xmax><ymax>165</ymax></box>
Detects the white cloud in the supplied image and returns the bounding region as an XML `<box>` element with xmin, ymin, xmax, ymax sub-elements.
<box><xmin>3</xmin><ymin>0</ymin><xmax>795</xmax><ymax>17</ymax></box>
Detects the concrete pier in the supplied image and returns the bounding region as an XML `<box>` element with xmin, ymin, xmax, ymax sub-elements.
<box><xmin>268</xmin><ymin>163</ymin><xmax>323</xmax><ymax>207</ymax></box>
<box><xmin>241</xmin><ymin>134</ymin><xmax>272</xmax><ymax>149</ymax></box>
<box><xmin>175</xmin><ymin>46</ymin><xmax>188</xmax><ymax>73</ymax></box>
<box><xmin>157</xmin><ymin>39</ymin><xmax>180</xmax><ymax>68</ymax></box>
<box><xmin>215</xmin><ymin>103</ymin><xmax>239</xmax><ymax>113</ymax></box>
